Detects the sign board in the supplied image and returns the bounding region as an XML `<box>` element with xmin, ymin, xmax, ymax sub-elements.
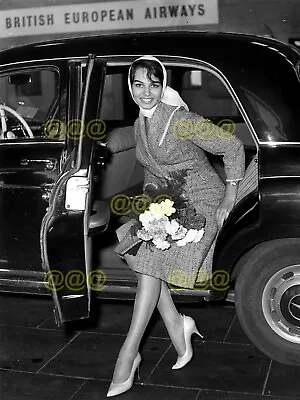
<box><xmin>0</xmin><ymin>0</ymin><xmax>219</xmax><ymax>38</ymax></box>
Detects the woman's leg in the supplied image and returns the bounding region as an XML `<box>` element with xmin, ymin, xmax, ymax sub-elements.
<box><xmin>157</xmin><ymin>281</ymin><xmax>185</xmax><ymax>356</ymax></box>
<box><xmin>111</xmin><ymin>268</ymin><xmax>162</xmax><ymax>384</ymax></box>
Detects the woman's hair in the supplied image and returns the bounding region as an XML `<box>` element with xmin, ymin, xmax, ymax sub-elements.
<box><xmin>129</xmin><ymin>59</ymin><xmax>164</xmax><ymax>85</ymax></box>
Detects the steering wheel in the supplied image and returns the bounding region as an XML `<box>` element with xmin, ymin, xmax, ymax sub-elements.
<box><xmin>0</xmin><ymin>104</ymin><xmax>34</xmax><ymax>138</ymax></box>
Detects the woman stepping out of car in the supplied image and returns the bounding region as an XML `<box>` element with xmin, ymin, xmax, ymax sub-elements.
<box><xmin>107</xmin><ymin>55</ymin><xmax>245</xmax><ymax>397</ymax></box>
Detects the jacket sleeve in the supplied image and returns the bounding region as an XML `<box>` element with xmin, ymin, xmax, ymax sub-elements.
<box><xmin>143</xmin><ymin>168</ymin><xmax>163</xmax><ymax>192</ymax></box>
<box><xmin>174</xmin><ymin>110</ymin><xmax>245</xmax><ymax>182</ymax></box>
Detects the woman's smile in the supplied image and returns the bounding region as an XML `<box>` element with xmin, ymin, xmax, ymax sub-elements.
<box><xmin>132</xmin><ymin>67</ymin><xmax>163</xmax><ymax>109</ymax></box>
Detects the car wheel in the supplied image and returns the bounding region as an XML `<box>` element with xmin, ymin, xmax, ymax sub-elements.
<box><xmin>235</xmin><ymin>239</ymin><xmax>300</xmax><ymax>365</ymax></box>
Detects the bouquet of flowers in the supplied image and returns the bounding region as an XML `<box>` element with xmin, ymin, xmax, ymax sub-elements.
<box><xmin>130</xmin><ymin>170</ymin><xmax>206</xmax><ymax>251</ymax></box>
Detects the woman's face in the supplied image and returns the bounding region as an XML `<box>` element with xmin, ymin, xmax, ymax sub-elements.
<box><xmin>131</xmin><ymin>67</ymin><xmax>163</xmax><ymax>109</ymax></box>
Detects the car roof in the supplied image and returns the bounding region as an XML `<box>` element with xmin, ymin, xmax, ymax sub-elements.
<box><xmin>0</xmin><ymin>30</ymin><xmax>299</xmax><ymax>68</ymax></box>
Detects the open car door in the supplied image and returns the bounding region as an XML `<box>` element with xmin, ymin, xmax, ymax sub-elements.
<box><xmin>40</xmin><ymin>55</ymin><xmax>108</xmax><ymax>325</ymax></box>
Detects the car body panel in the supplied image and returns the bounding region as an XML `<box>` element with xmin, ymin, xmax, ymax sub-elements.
<box><xmin>0</xmin><ymin>140</ymin><xmax>63</xmax><ymax>271</ymax></box>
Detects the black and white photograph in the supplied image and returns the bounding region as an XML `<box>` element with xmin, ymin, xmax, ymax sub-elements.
<box><xmin>0</xmin><ymin>0</ymin><xmax>300</xmax><ymax>399</ymax></box>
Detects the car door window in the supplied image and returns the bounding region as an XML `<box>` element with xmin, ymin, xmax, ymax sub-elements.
<box><xmin>181</xmin><ymin>69</ymin><xmax>240</xmax><ymax>117</ymax></box>
<box><xmin>174</xmin><ymin>67</ymin><xmax>256</xmax><ymax>179</ymax></box>
<box><xmin>0</xmin><ymin>68</ymin><xmax>59</xmax><ymax>139</ymax></box>
<box><xmin>169</xmin><ymin>67</ymin><xmax>257</xmax><ymax>151</ymax></box>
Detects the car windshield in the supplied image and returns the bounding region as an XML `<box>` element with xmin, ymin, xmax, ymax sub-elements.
<box><xmin>0</xmin><ymin>69</ymin><xmax>59</xmax><ymax>125</ymax></box>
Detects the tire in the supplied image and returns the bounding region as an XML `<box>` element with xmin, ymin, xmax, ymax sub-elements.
<box><xmin>235</xmin><ymin>239</ymin><xmax>300</xmax><ymax>365</ymax></box>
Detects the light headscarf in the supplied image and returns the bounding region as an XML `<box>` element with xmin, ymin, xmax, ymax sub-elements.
<box><xmin>128</xmin><ymin>55</ymin><xmax>189</xmax><ymax>118</ymax></box>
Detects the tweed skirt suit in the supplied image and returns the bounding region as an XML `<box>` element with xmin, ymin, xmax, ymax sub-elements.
<box><xmin>115</xmin><ymin>101</ymin><xmax>245</xmax><ymax>289</ymax></box>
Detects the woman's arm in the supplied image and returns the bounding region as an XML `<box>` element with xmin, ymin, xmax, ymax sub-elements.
<box><xmin>175</xmin><ymin>110</ymin><xmax>245</xmax><ymax>227</ymax></box>
<box><xmin>216</xmin><ymin>180</ymin><xmax>238</xmax><ymax>228</ymax></box>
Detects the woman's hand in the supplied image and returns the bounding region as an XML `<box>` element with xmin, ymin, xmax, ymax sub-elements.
<box><xmin>216</xmin><ymin>181</ymin><xmax>238</xmax><ymax>229</ymax></box>
<box><xmin>216</xmin><ymin>196</ymin><xmax>235</xmax><ymax>228</ymax></box>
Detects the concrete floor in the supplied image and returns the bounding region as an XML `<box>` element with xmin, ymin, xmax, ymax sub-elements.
<box><xmin>0</xmin><ymin>293</ymin><xmax>299</xmax><ymax>399</ymax></box>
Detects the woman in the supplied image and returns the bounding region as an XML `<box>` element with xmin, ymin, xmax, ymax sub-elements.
<box><xmin>107</xmin><ymin>56</ymin><xmax>245</xmax><ymax>397</ymax></box>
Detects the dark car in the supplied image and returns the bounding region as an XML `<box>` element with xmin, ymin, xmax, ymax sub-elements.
<box><xmin>0</xmin><ymin>31</ymin><xmax>299</xmax><ymax>366</ymax></box>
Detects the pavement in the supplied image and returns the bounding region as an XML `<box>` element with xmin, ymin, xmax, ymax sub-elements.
<box><xmin>0</xmin><ymin>293</ymin><xmax>299</xmax><ymax>400</ymax></box>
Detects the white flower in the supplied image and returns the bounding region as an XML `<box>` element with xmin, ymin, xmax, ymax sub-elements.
<box><xmin>165</xmin><ymin>220</ymin><xmax>188</xmax><ymax>240</ymax></box>
<box><xmin>193</xmin><ymin>228</ymin><xmax>205</xmax><ymax>243</ymax></box>
<box><xmin>171</xmin><ymin>224</ymin><xmax>188</xmax><ymax>240</ymax></box>
<box><xmin>137</xmin><ymin>228</ymin><xmax>152</xmax><ymax>241</ymax></box>
<box><xmin>149</xmin><ymin>202</ymin><xmax>165</xmax><ymax>217</ymax></box>
<box><xmin>176</xmin><ymin>229</ymin><xmax>205</xmax><ymax>247</ymax></box>
<box><xmin>153</xmin><ymin>238</ymin><xmax>171</xmax><ymax>250</ymax></box>
<box><xmin>139</xmin><ymin>210</ymin><xmax>155</xmax><ymax>227</ymax></box>
<box><xmin>147</xmin><ymin>216</ymin><xmax>169</xmax><ymax>233</ymax></box>
<box><xmin>147</xmin><ymin>199</ymin><xmax>176</xmax><ymax>218</ymax></box>
<box><xmin>159</xmin><ymin>199</ymin><xmax>176</xmax><ymax>216</ymax></box>
<box><xmin>165</xmin><ymin>219</ymin><xmax>180</xmax><ymax>235</ymax></box>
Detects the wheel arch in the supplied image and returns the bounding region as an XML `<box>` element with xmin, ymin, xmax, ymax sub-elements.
<box><xmin>210</xmin><ymin>236</ymin><xmax>300</xmax><ymax>300</ymax></box>
<box><xmin>232</xmin><ymin>237</ymin><xmax>300</xmax><ymax>279</ymax></box>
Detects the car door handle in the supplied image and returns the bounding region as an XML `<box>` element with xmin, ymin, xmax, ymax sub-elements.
<box><xmin>20</xmin><ymin>158</ymin><xmax>57</xmax><ymax>170</ymax></box>
<box><xmin>41</xmin><ymin>183</ymin><xmax>55</xmax><ymax>202</ymax></box>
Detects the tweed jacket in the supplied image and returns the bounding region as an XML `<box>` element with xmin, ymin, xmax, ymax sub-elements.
<box><xmin>135</xmin><ymin>102</ymin><xmax>245</xmax><ymax>191</ymax></box>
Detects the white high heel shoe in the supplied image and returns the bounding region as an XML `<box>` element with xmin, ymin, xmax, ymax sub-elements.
<box><xmin>172</xmin><ymin>314</ymin><xmax>204</xmax><ymax>370</ymax></box>
<box><xmin>107</xmin><ymin>353</ymin><xmax>142</xmax><ymax>397</ymax></box>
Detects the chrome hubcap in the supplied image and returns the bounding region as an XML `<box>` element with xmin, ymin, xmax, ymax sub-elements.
<box><xmin>262</xmin><ymin>265</ymin><xmax>300</xmax><ymax>343</ymax></box>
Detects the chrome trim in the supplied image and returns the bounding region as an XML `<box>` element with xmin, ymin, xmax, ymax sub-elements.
<box><xmin>260</xmin><ymin>176</ymin><xmax>300</xmax><ymax>179</ymax></box>
<box><xmin>259</xmin><ymin>141</ymin><xmax>300</xmax><ymax>145</ymax></box>
<box><xmin>262</xmin><ymin>264</ymin><xmax>300</xmax><ymax>343</ymax></box>
<box><xmin>0</xmin><ymin>140</ymin><xmax>64</xmax><ymax>146</ymax></box>
<box><xmin>62</xmin><ymin>294</ymin><xmax>85</xmax><ymax>299</ymax></box>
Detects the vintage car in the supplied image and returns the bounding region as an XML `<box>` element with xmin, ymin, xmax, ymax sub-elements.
<box><xmin>0</xmin><ymin>31</ymin><xmax>299</xmax><ymax>366</ymax></box>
